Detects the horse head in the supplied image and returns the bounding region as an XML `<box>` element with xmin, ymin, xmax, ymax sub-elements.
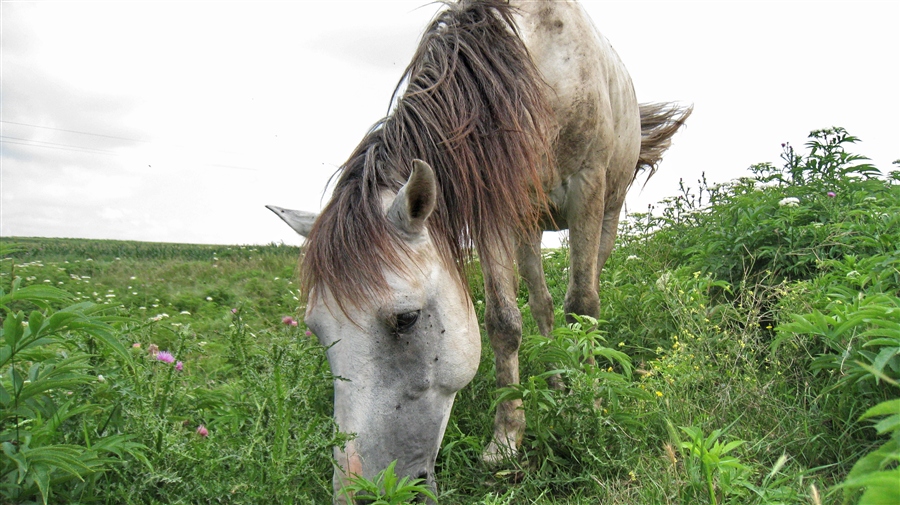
<box><xmin>281</xmin><ymin>161</ymin><xmax>481</xmax><ymax>503</ymax></box>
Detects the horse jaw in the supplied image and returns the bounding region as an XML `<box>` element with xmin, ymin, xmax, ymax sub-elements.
<box><xmin>265</xmin><ymin>205</ymin><xmax>317</xmax><ymax>237</ymax></box>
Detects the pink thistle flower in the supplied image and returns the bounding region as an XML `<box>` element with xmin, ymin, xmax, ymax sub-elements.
<box><xmin>282</xmin><ymin>316</ymin><xmax>297</xmax><ymax>326</ymax></box>
<box><xmin>231</xmin><ymin>308</ymin><xmax>238</xmax><ymax>314</ymax></box>
<box><xmin>175</xmin><ymin>361</ymin><xmax>183</xmax><ymax>371</ymax></box>
<box><xmin>156</xmin><ymin>351</ymin><xmax>175</xmax><ymax>363</ymax></box>
<box><xmin>132</xmin><ymin>342</ymin><xmax>141</xmax><ymax>349</ymax></box>
<box><xmin>305</xmin><ymin>330</ymin><xmax>313</xmax><ymax>337</ymax></box>
<box><xmin>196</xmin><ymin>424</ymin><xmax>209</xmax><ymax>437</ymax></box>
<box><xmin>827</xmin><ymin>191</ymin><xmax>836</xmax><ymax>197</ymax></box>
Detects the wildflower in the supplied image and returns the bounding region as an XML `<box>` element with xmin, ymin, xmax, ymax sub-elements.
<box><xmin>206</xmin><ymin>296</ymin><xmax>213</xmax><ymax>301</ymax></box>
<box><xmin>625</xmin><ymin>255</ymin><xmax>640</xmax><ymax>261</ymax></box>
<box><xmin>282</xmin><ymin>316</ymin><xmax>298</xmax><ymax>326</ymax></box>
<box><xmin>175</xmin><ymin>361</ymin><xmax>183</xmax><ymax>371</ymax></box>
<box><xmin>827</xmin><ymin>191</ymin><xmax>836</xmax><ymax>198</ymax></box>
<box><xmin>655</xmin><ymin>272</ymin><xmax>671</xmax><ymax>291</ymax></box>
<box><xmin>196</xmin><ymin>425</ymin><xmax>209</xmax><ymax>437</ymax></box>
<box><xmin>778</xmin><ymin>197</ymin><xmax>800</xmax><ymax>207</ymax></box>
<box><xmin>130</xmin><ymin>276</ymin><xmax>136</xmax><ymax>280</ymax></box>
<box><xmin>305</xmin><ymin>330</ymin><xmax>313</xmax><ymax>337</ymax></box>
<box><xmin>656</xmin><ymin>391</ymin><xmax>663</xmax><ymax>397</ymax></box>
<box><xmin>148</xmin><ymin>344</ymin><xmax>159</xmax><ymax>355</ymax></box>
<box><xmin>132</xmin><ymin>343</ymin><xmax>141</xmax><ymax>349</ymax></box>
<box><xmin>180</xmin><ymin>311</ymin><xmax>191</xmax><ymax>315</ymax></box>
<box><xmin>156</xmin><ymin>351</ymin><xmax>175</xmax><ymax>363</ymax></box>
<box><xmin>97</xmin><ymin>375</ymin><xmax>106</xmax><ymax>383</ymax></box>
<box><xmin>618</xmin><ymin>342</ymin><xmax>625</xmax><ymax>347</ymax></box>
<box><xmin>231</xmin><ymin>308</ymin><xmax>238</xmax><ymax>314</ymax></box>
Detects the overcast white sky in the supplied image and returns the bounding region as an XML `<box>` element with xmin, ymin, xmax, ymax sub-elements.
<box><xmin>2</xmin><ymin>1</ymin><xmax>898</xmax><ymax>247</ymax></box>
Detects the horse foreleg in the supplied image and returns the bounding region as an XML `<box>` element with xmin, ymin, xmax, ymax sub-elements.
<box><xmin>481</xmin><ymin>250</ymin><xmax>525</xmax><ymax>464</ymax></box>
<box><xmin>597</xmin><ymin>200</ymin><xmax>625</xmax><ymax>282</ymax></box>
<box><xmin>517</xmin><ymin>226</ymin><xmax>567</xmax><ymax>389</ymax></box>
<box><xmin>517</xmin><ymin>227</ymin><xmax>554</xmax><ymax>337</ymax></box>
<box><xmin>563</xmin><ymin>175</ymin><xmax>604</xmax><ymax>323</ymax></box>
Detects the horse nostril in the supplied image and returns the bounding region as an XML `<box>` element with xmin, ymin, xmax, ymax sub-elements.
<box><xmin>415</xmin><ymin>470</ymin><xmax>429</xmax><ymax>481</ymax></box>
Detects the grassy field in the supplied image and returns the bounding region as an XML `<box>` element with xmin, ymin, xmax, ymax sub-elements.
<box><xmin>2</xmin><ymin>128</ymin><xmax>898</xmax><ymax>504</ymax></box>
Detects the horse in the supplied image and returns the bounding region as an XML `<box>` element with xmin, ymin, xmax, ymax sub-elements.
<box><xmin>271</xmin><ymin>1</ymin><xmax>690</xmax><ymax>501</ymax></box>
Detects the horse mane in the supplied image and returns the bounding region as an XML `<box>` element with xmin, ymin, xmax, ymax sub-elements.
<box><xmin>301</xmin><ymin>0</ymin><xmax>555</xmax><ymax>312</ymax></box>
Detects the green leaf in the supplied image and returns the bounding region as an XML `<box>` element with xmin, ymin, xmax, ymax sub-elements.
<box><xmin>873</xmin><ymin>415</ymin><xmax>900</xmax><ymax>436</ymax></box>
<box><xmin>32</xmin><ymin>465</ymin><xmax>51</xmax><ymax>505</ymax></box>
<box><xmin>0</xmin><ymin>285</ymin><xmax>73</xmax><ymax>310</ymax></box>
<box><xmin>27</xmin><ymin>310</ymin><xmax>46</xmax><ymax>341</ymax></box>
<box><xmin>860</xmin><ymin>399</ymin><xmax>900</xmax><ymax>421</ymax></box>
<box><xmin>3</xmin><ymin>311</ymin><xmax>25</xmax><ymax>348</ymax></box>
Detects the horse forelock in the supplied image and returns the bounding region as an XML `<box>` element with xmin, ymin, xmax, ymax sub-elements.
<box><xmin>301</xmin><ymin>0</ymin><xmax>555</xmax><ymax>315</ymax></box>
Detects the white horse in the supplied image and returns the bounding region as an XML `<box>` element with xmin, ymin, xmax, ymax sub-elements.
<box><xmin>270</xmin><ymin>1</ymin><xmax>690</xmax><ymax>501</ymax></box>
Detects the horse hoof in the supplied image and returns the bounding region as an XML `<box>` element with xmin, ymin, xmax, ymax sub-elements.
<box><xmin>482</xmin><ymin>440</ymin><xmax>517</xmax><ymax>464</ymax></box>
<box><xmin>547</xmin><ymin>373</ymin><xmax>566</xmax><ymax>391</ymax></box>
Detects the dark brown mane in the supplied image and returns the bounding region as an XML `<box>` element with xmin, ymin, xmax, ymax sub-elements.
<box><xmin>301</xmin><ymin>0</ymin><xmax>555</xmax><ymax>311</ymax></box>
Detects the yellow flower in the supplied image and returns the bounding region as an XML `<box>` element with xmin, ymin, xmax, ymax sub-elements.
<box><xmin>656</xmin><ymin>391</ymin><xmax>663</xmax><ymax>397</ymax></box>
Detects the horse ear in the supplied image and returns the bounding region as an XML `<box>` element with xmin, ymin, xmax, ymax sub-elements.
<box><xmin>266</xmin><ymin>205</ymin><xmax>317</xmax><ymax>237</ymax></box>
<box><xmin>387</xmin><ymin>159</ymin><xmax>436</xmax><ymax>236</ymax></box>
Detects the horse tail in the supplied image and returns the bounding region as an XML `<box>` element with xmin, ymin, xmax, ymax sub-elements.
<box><xmin>634</xmin><ymin>102</ymin><xmax>693</xmax><ymax>184</ymax></box>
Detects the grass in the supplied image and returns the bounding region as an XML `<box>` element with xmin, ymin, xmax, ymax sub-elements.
<box><xmin>1</xmin><ymin>127</ymin><xmax>898</xmax><ymax>504</ymax></box>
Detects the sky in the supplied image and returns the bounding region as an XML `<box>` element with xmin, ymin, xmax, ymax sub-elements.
<box><xmin>2</xmin><ymin>1</ymin><xmax>898</xmax><ymax>247</ymax></box>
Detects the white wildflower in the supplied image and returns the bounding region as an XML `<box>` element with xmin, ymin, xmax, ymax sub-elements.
<box><xmin>778</xmin><ymin>197</ymin><xmax>800</xmax><ymax>207</ymax></box>
<box><xmin>656</xmin><ymin>272</ymin><xmax>672</xmax><ymax>291</ymax></box>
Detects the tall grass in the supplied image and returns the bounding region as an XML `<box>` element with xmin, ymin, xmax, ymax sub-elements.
<box><xmin>1</xmin><ymin>127</ymin><xmax>897</xmax><ymax>503</ymax></box>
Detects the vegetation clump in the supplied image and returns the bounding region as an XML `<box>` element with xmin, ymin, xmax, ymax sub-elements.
<box><xmin>1</xmin><ymin>127</ymin><xmax>897</xmax><ymax>503</ymax></box>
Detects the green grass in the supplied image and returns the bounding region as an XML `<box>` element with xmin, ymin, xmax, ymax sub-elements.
<box><xmin>1</xmin><ymin>127</ymin><xmax>898</xmax><ymax>504</ymax></box>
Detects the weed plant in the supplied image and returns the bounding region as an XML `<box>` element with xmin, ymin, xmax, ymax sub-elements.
<box><xmin>1</xmin><ymin>127</ymin><xmax>898</xmax><ymax>503</ymax></box>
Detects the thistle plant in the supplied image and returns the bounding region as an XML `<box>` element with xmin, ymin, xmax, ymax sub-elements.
<box><xmin>339</xmin><ymin>460</ymin><xmax>437</xmax><ymax>504</ymax></box>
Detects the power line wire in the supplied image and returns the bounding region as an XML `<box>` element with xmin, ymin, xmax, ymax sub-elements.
<box><xmin>0</xmin><ymin>135</ymin><xmax>118</xmax><ymax>154</ymax></box>
<box><xmin>0</xmin><ymin>139</ymin><xmax>118</xmax><ymax>156</ymax></box>
<box><xmin>0</xmin><ymin>120</ymin><xmax>150</xmax><ymax>143</ymax></box>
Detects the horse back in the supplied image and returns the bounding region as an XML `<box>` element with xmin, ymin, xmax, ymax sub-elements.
<box><xmin>513</xmin><ymin>1</ymin><xmax>641</xmax><ymax>213</ymax></box>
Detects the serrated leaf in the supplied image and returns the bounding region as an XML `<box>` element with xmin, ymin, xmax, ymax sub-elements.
<box><xmin>860</xmin><ymin>399</ymin><xmax>900</xmax><ymax>421</ymax></box>
<box><xmin>873</xmin><ymin>415</ymin><xmax>900</xmax><ymax>436</ymax></box>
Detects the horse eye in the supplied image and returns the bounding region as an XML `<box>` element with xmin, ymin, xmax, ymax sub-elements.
<box><xmin>394</xmin><ymin>310</ymin><xmax>420</xmax><ymax>333</ymax></box>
